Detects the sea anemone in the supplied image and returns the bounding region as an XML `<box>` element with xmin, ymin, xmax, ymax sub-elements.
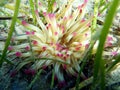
<box><xmin>0</xmin><ymin>0</ymin><xmax>117</xmax><ymax>83</ymax></box>
<box><xmin>0</xmin><ymin>0</ymin><xmax>120</xmax><ymax>86</ymax></box>
<box><xmin>8</xmin><ymin>0</ymin><xmax>92</xmax><ymax>82</ymax></box>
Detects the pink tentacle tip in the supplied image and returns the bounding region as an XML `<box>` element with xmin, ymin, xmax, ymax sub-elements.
<box><xmin>43</xmin><ymin>12</ymin><xmax>47</xmax><ymax>16</ymax></box>
<box><xmin>87</xmin><ymin>23</ymin><xmax>91</xmax><ymax>27</ymax></box>
<box><xmin>47</xmin><ymin>24</ymin><xmax>51</xmax><ymax>28</ymax></box>
<box><xmin>85</xmin><ymin>43</ymin><xmax>89</xmax><ymax>49</ymax></box>
<box><xmin>105</xmin><ymin>42</ymin><xmax>112</xmax><ymax>47</ymax></box>
<box><xmin>58</xmin><ymin>81</ymin><xmax>66</xmax><ymax>88</ymax></box>
<box><xmin>31</xmin><ymin>31</ymin><xmax>35</xmax><ymax>35</ymax></box>
<box><xmin>53</xmin><ymin>2</ymin><xmax>57</xmax><ymax>6</ymax></box>
<box><xmin>75</xmin><ymin>47</ymin><xmax>80</xmax><ymax>51</ymax></box>
<box><xmin>81</xmin><ymin>4</ymin><xmax>85</xmax><ymax>8</ymax></box>
<box><xmin>72</xmin><ymin>32</ymin><xmax>77</xmax><ymax>36</ymax></box>
<box><xmin>8</xmin><ymin>46</ymin><xmax>13</xmax><ymax>51</ymax></box>
<box><xmin>62</xmin><ymin>29</ymin><xmax>65</xmax><ymax>34</ymax></box>
<box><xmin>50</xmin><ymin>42</ymin><xmax>54</xmax><ymax>46</ymax></box>
<box><xmin>78</xmin><ymin>5</ymin><xmax>84</xmax><ymax>10</ymax></box>
<box><xmin>84</xmin><ymin>0</ymin><xmax>88</xmax><ymax>3</ymax></box>
<box><xmin>107</xmin><ymin>36</ymin><xmax>113</xmax><ymax>41</ymax></box>
<box><xmin>24</xmin><ymin>69</ymin><xmax>36</xmax><ymax>75</ymax></box>
<box><xmin>57</xmin><ymin>24</ymin><xmax>60</xmax><ymax>27</ymax></box>
<box><xmin>21</xmin><ymin>20</ymin><xmax>27</xmax><ymax>26</ymax></box>
<box><xmin>42</xmin><ymin>46</ymin><xmax>47</xmax><ymax>51</ymax></box>
<box><xmin>35</xmin><ymin>10</ymin><xmax>39</xmax><ymax>14</ymax></box>
<box><xmin>63</xmin><ymin>16</ymin><xmax>67</xmax><ymax>20</ymax></box>
<box><xmin>39</xmin><ymin>2</ymin><xmax>42</xmax><ymax>6</ymax></box>
<box><xmin>57</xmin><ymin>53</ymin><xmax>60</xmax><ymax>57</ymax></box>
<box><xmin>111</xmin><ymin>51</ymin><xmax>118</xmax><ymax>56</ymax></box>
<box><xmin>63</xmin><ymin>56</ymin><xmax>67</xmax><ymax>60</ymax></box>
<box><xmin>48</xmin><ymin>13</ymin><xmax>55</xmax><ymax>18</ymax></box>
<box><xmin>54</xmin><ymin>75</ymin><xmax>58</xmax><ymax>81</ymax></box>
<box><xmin>98</xmin><ymin>13</ymin><xmax>101</xmax><ymax>16</ymax></box>
<box><xmin>85</xmin><ymin>33</ymin><xmax>88</xmax><ymax>37</ymax></box>
<box><xmin>25</xmin><ymin>46</ymin><xmax>30</xmax><ymax>51</ymax></box>
<box><xmin>78</xmin><ymin>43</ymin><xmax>82</xmax><ymax>46</ymax></box>
<box><xmin>10</xmin><ymin>70</ymin><xmax>17</xmax><ymax>77</ymax></box>
<box><xmin>66</xmin><ymin>54</ymin><xmax>70</xmax><ymax>57</ymax></box>
<box><xmin>42</xmin><ymin>65</ymin><xmax>47</xmax><ymax>69</ymax></box>
<box><xmin>54</xmin><ymin>31</ymin><xmax>58</xmax><ymax>36</ymax></box>
<box><xmin>24</xmin><ymin>69</ymin><xmax>30</xmax><ymax>74</ymax></box>
<box><xmin>58</xmin><ymin>53</ymin><xmax>63</xmax><ymax>57</ymax></box>
<box><xmin>48</xmin><ymin>24</ymin><xmax>51</xmax><ymax>27</ymax></box>
<box><xmin>69</xmin><ymin>15</ymin><xmax>73</xmax><ymax>19</ymax></box>
<box><xmin>61</xmin><ymin>53</ymin><xmax>64</xmax><ymax>57</ymax></box>
<box><xmin>81</xmin><ymin>19</ymin><xmax>85</xmax><ymax>22</ymax></box>
<box><xmin>63</xmin><ymin>64</ymin><xmax>67</xmax><ymax>70</ymax></box>
<box><xmin>74</xmin><ymin>73</ymin><xmax>78</xmax><ymax>77</ymax></box>
<box><xmin>78</xmin><ymin>5</ymin><xmax>81</xmax><ymax>9</ymax></box>
<box><xmin>30</xmin><ymin>69</ymin><xmax>36</xmax><ymax>75</ymax></box>
<box><xmin>15</xmin><ymin>52</ymin><xmax>22</xmax><ymax>57</ymax></box>
<box><xmin>25</xmin><ymin>31</ymin><xmax>31</xmax><ymax>35</ymax></box>
<box><xmin>32</xmin><ymin>40</ymin><xmax>38</xmax><ymax>45</ymax></box>
<box><xmin>79</xmin><ymin>9</ymin><xmax>82</xmax><ymax>13</ymax></box>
